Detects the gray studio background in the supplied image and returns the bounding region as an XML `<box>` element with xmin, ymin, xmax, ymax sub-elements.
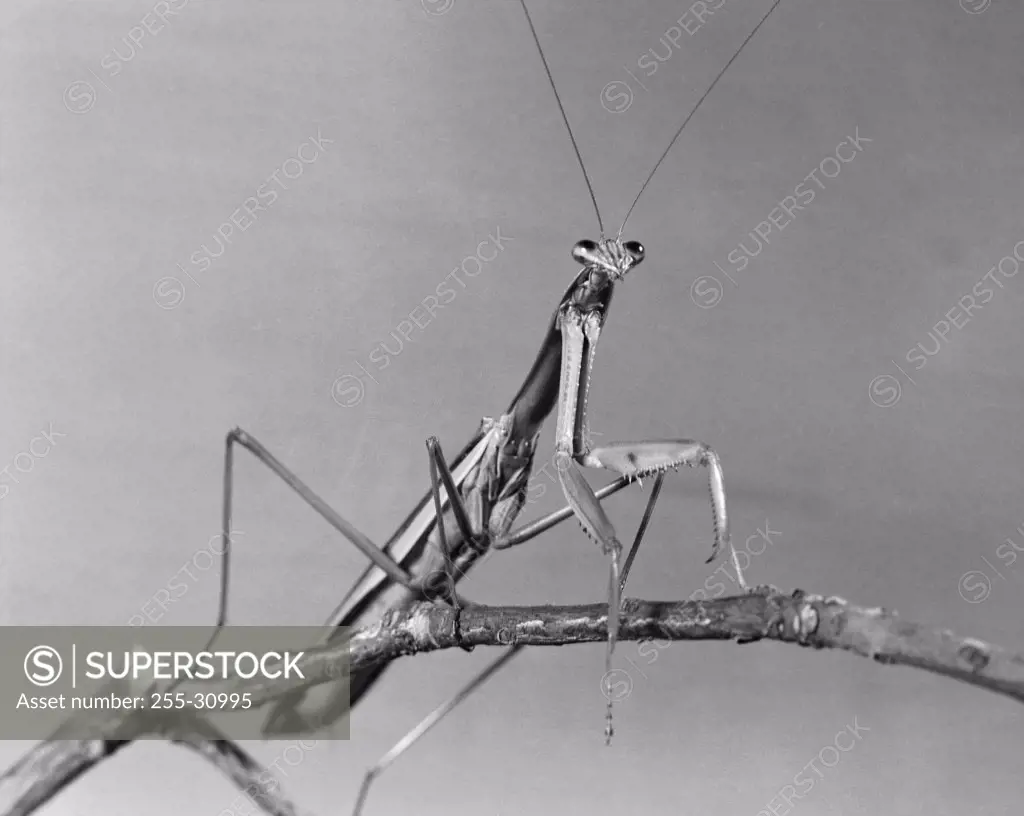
<box><xmin>2</xmin><ymin>0</ymin><xmax>1023</xmax><ymax>814</ymax></box>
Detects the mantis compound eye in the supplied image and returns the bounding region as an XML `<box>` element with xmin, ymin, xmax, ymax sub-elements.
<box><xmin>622</xmin><ymin>241</ymin><xmax>645</xmax><ymax>266</ymax></box>
<box><xmin>571</xmin><ymin>239</ymin><xmax>601</xmax><ymax>266</ymax></box>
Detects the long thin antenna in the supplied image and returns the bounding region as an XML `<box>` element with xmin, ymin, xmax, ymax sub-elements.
<box><xmin>519</xmin><ymin>0</ymin><xmax>605</xmax><ymax>238</ymax></box>
<box><xmin>618</xmin><ymin>0</ymin><xmax>784</xmax><ymax>237</ymax></box>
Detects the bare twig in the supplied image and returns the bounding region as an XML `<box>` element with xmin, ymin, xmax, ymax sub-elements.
<box><xmin>175</xmin><ymin>587</ymin><xmax>1024</xmax><ymax>708</ymax></box>
<box><xmin>3</xmin><ymin>586</ymin><xmax>1022</xmax><ymax>816</ymax></box>
<box><xmin>169</xmin><ymin>713</ymin><xmax>316</xmax><ymax>816</ymax></box>
<box><xmin>0</xmin><ymin>740</ymin><xmax>115</xmax><ymax>816</ymax></box>
<box><xmin>0</xmin><ymin>710</ymin><xmax>307</xmax><ymax>816</ymax></box>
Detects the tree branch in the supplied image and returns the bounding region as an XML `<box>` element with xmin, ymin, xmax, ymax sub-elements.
<box><xmin>0</xmin><ymin>708</ymin><xmax>308</xmax><ymax>816</ymax></box>
<box><xmin>179</xmin><ymin>587</ymin><xmax>1024</xmax><ymax>708</ymax></box>
<box><xmin>3</xmin><ymin>586</ymin><xmax>1022</xmax><ymax>816</ymax></box>
<box><xmin>168</xmin><ymin>714</ymin><xmax>316</xmax><ymax>816</ymax></box>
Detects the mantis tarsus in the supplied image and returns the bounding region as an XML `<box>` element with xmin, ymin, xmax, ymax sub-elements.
<box><xmin>203</xmin><ymin>0</ymin><xmax>783</xmax><ymax>812</ymax></box>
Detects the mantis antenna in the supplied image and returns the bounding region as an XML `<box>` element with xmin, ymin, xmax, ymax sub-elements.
<box><xmin>516</xmin><ymin>0</ymin><xmax>785</xmax><ymax>240</ymax></box>
<box><xmin>619</xmin><ymin>0</ymin><xmax>785</xmax><ymax>237</ymax></box>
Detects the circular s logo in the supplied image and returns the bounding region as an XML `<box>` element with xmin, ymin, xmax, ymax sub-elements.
<box><xmin>332</xmin><ymin>373</ymin><xmax>365</xmax><ymax>408</ymax></box>
<box><xmin>63</xmin><ymin>81</ymin><xmax>96</xmax><ymax>114</ymax></box>
<box><xmin>959</xmin><ymin>0</ymin><xmax>990</xmax><ymax>14</ymax></box>
<box><xmin>24</xmin><ymin>645</ymin><xmax>63</xmax><ymax>686</ymax></box>
<box><xmin>690</xmin><ymin>275</ymin><xmax>724</xmax><ymax>309</ymax></box>
<box><xmin>868</xmin><ymin>374</ymin><xmax>901</xmax><ymax>408</ymax></box>
<box><xmin>958</xmin><ymin>570</ymin><xmax>991</xmax><ymax>603</ymax></box>
<box><xmin>599</xmin><ymin>668</ymin><xmax>633</xmax><ymax>702</ymax></box>
<box><xmin>600</xmin><ymin>80</ymin><xmax>634</xmax><ymax>114</ymax></box>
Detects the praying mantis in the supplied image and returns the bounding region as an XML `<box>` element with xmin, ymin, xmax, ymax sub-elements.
<box><xmin>203</xmin><ymin>0</ymin><xmax>783</xmax><ymax>812</ymax></box>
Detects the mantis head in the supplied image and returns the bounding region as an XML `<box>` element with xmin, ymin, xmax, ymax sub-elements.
<box><xmin>571</xmin><ymin>238</ymin><xmax>645</xmax><ymax>282</ymax></box>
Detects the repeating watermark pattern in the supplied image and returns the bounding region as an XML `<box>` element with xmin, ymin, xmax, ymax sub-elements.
<box><xmin>0</xmin><ymin>424</ymin><xmax>66</xmax><ymax>501</ymax></box>
<box><xmin>599</xmin><ymin>520</ymin><xmax>781</xmax><ymax>703</ymax></box>
<box><xmin>868</xmin><ymin>237</ymin><xmax>1024</xmax><ymax>408</ymax></box>
<box><xmin>153</xmin><ymin>128</ymin><xmax>334</xmax><ymax>310</ymax></box>
<box><xmin>958</xmin><ymin>519</ymin><xmax>1024</xmax><ymax>604</ymax></box>
<box><xmin>755</xmin><ymin>718</ymin><xmax>871</xmax><ymax>816</ymax></box>
<box><xmin>217</xmin><ymin>740</ymin><xmax>321</xmax><ymax>816</ymax></box>
<box><xmin>62</xmin><ymin>0</ymin><xmax>192</xmax><ymax>115</ymax></box>
<box><xmin>127</xmin><ymin>530</ymin><xmax>244</xmax><ymax>626</ymax></box>
<box><xmin>331</xmin><ymin>227</ymin><xmax>514</xmax><ymax>408</ymax></box>
<box><xmin>691</xmin><ymin>128</ymin><xmax>873</xmax><ymax>310</ymax></box>
<box><xmin>959</xmin><ymin>0</ymin><xmax>991</xmax><ymax>14</ymax></box>
<box><xmin>600</xmin><ymin>0</ymin><xmax>730</xmax><ymax>114</ymax></box>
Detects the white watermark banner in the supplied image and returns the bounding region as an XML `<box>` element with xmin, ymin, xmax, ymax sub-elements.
<box><xmin>7</xmin><ymin>626</ymin><xmax>349</xmax><ymax>739</ymax></box>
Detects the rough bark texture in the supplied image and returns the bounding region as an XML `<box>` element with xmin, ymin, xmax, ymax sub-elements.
<box><xmin>2</xmin><ymin>587</ymin><xmax>1021</xmax><ymax>816</ymax></box>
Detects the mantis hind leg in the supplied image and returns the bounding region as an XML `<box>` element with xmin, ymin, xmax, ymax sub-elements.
<box><xmin>240</xmin><ymin>429</ymin><xmax>480</xmax><ymax>737</ymax></box>
<box><xmin>202</xmin><ymin>428</ymin><xmax>415</xmax><ymax>667</ymax></box>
